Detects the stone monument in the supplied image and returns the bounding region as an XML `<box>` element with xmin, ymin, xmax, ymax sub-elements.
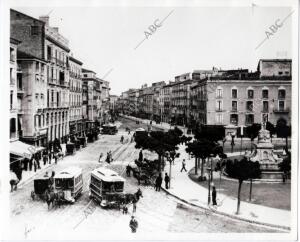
<box><xmin>248</xmin><ymin>122</ymin><xmax>283</xmax><ymax>179</ymax></box>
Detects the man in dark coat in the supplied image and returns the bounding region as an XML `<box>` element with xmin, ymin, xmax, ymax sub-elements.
<box><xmin>164</xmin><ymin>173</ymin><xmax>170</xmax><ymax>189</ymax></box>
<box><xmin>129</xmin><ymin>216</ymin><xmax>138</xmax><ymax>233</ymax></box>
<box><xmin>126</xmin><ymin>164</ymin><xmax>131</xmax><ymax>177</ymax></box>
<box><xmin>155</xmin><ymin>173</ymin><xmax>162</xmax><ymax>191</ymax></box>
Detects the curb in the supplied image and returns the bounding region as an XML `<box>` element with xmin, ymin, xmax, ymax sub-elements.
<box><xmin>161</xmin><ymin>186</ymin><xmax>290</xmax><ymax>232</ymax></box>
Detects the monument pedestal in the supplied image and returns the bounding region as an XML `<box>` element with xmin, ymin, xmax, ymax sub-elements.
<box><xmin>249</xmin><ymin>128</ymin><xmax>283</xmax><ymax>180</ymax></box>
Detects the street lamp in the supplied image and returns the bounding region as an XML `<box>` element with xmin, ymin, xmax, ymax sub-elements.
<box><xmin>207</xmin><ymin>153</ymin><xmax>214</xmax><ymax>205</ymax></box>
<box><xmin>230</xmin><ymin>133</ymin><xmax>235</xmax><ymax>153</ymax></box>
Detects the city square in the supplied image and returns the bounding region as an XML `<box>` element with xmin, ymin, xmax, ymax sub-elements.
<box><xmin>4</xmin><ymin>3</ymin><xmax>297</xmax><ymax>240</ymax></box>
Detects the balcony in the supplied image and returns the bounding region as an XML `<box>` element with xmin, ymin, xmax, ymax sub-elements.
<box><xmin>215</xmin><ymin>108</ymin><xmax>223</xmax><ymax>112</ymax></box>
<box><xmin>273</xmin><ymin>108</ymin><xmax>290</xmax><ymax>113</ymax></box>
<box><xmin>231</xmin><ymin>108</ymin><xmax>238</xmax><ymax>113</ymax></box>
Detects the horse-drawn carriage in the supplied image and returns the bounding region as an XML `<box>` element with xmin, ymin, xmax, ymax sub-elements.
<box><xmin>89</xmin><ymin>167</ymin><xmax>143</xmax><ymax>209</ymax></box>
<box><xmin>31</xmin><ymin>167</ymin><xmax>83</xmax><ymax>209</ymax></box>
<box><xmin>101</xmin><ymin>124</ymin><xmax>118</xmax><ymax>135</ymax></box>
<box><xmin>31</xmin><ymin>175</ymin><xmax>51</xmax><ymax>201</ymax></box>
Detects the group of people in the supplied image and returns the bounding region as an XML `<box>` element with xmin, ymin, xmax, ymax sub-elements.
<box><xmin>98</xmin><ymin>151</ymin><xmax>113</xmax><ymax>163</ymax></box>
<box><xmin>154</xmin><ymin>172</ymin><xmax>170</xmax><ymax>191</ymax></box>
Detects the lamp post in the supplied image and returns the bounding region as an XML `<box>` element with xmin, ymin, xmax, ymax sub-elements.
<box><xmin>207</xmin><ymin>154</ymin><xmax>214</xmax><ymax>205</ymax></box>
<box><xmin>230</xmin><ymin>133</ymin><xmax>235</xmax><ymax>153</ymax></box>
<box><xmin>240</xmin><ymin>126</ymin><xmax>244</xmax><ymax>155</ymax></box>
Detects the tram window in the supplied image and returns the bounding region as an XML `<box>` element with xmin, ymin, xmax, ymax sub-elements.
<box><xmin>68</xmin><ymin>179</ymin><xmax>74</xmax><ymax>188</ymax></box>
<box><xmin>115</xmin><ymin>182</ymin><xmax>124</xmax><ymax>190</ymax></box>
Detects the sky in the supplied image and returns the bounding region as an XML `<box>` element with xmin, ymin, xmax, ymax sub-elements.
<box><xmin>12</xmin><ymin>5</ymin><xmax>293</xmax><ymax>95</ymax></box>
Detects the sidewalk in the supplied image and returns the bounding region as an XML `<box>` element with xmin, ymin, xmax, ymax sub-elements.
<box><xmin>162</xmin><ymin>144</ymin><xmax>291</xmax><ymax>231</ymax></box>
<box><xmin>121</xmin><ymin>115</ymin><xmax>186</xmax><ymax>132</ymax></box>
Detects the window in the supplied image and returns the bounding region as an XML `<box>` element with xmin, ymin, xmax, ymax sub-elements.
<box><xmin>31</xmin><ymin>26</ymin><xmax>39</xmax><ymax>35</ymax></box>
<box><xmin>248</xmin><ymin>89</ymin><xmax>254</xmax><ymax>99</ymax></box>
<box><xmin>278</xmin><ymin>89</ymin><xmax>286</xmax><ymax>99</ymax></box>
<box><xmin>263</xmin><ymin>101</ymin><xmax>269</xmax><ymax>112</ymax></box>
<box><xmin>246</xmin><ymin>101</ymin><xmax>253</xmax><ymax>111</ymax></box>
<box><xmin>10</xmin><ymin>48</ymin><xmax>15</xmax><ymax>62</ymax></box>
<box><xmin>278</xmin><ymin>71</ymin><xmax>283</xmax><ymax>75</ymax></box>
<box><xmin>84</xmin><ymin>74</ymin><xmax>87</xmax><ymax>77</ymax></box>
<box><xmin>232</xmin><ymin>101</ymin><xmax>237</xmax><ymax>111</ymax></box>
<box><xmin>41</xmin><ymin>94</ymin><xmax>44</xmax><ymax>106</ymax></box>
<box><xmin>245</xmin><ymin>114</ymin><xmax>254</xmax><ymax>125</ymax></box>
<box><xmin>262</xmin><ymin>89</ymin><xmax>268</xmax><ymax>99</ymax></box>
<box><xmin>36</xmin><ymin>94</ymin><xmax>39</xmax><ymax>106</ymax></box>
<box><xmin>232</xmin><ymin>88</ymin><xmax>237</xmax><ymax>98</ymax></box>
<box><xmin>38</xmin><ymin>115</ymin><xmax>41</xmax><ymax>128</ymax></box>
<box><xmin>216</xmin><ymin>88</ymin><xmax>222</xmax><ymax>98</ymax></box>
<box><xmin>216</xmin><ymin>113</ymin><xmax>222</xmax><ymax>124</ymax></box>
<box><xmin>51</xmin><ymin>90</ymin><xmax>54</xmax><ymax>102</ymax></box>
<box><xmin>10</xmin><ymin>68</ymin><xmax>14</xmax><ymax>85</ymax></box>
<box><xmin>230</xmin><ymin>114</ymin><xmax>238</xmax><ymax>125</ymax></box>
<box><xmin>10</xmin><ymin>91</ymin><xmax>13</xmax><ymax>109</ymax></box>
<box><xmin>216</xmin><ymin>100</ymin><xmax>222</xmax><ymax>111</ymax></box>
<box><xmin>47</xmin><ymin>46</ymin><xmax>52</xmax><ymax>61</ymax></box>
<box><xmin>285</xmin><ymin>71</ymin><xmax>289</xmax><ymax>75</ymax></box>
<box><xmin>279</xmin><ymin>101</ymin><xmax>285</xmax><ymax>111</ymax></box>
<box><xmin>35</xmin><ymin>62</ymin><xmax>39</xmax><ymax>72</ymax></box>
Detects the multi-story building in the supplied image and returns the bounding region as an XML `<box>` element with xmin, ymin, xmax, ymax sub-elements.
<box><xmin>192</xmin><ymin>59</ymin><xmax>292</xmax><ymax>134</ymax></box>
<box><xmin>109</xmin><ymin>95</ymin><xmax>118</xmax><ymax>112</ymax></box>
<box><xmin>17</xmin><ymin>51</ymin><xmax>48</xmax><ymax>146</ymax></box>
<box><xmin>10</xmin><ymin>38</ymin><xmax>22</xmax><ymax>142</ymax></box>
<box><xmin>82</xmin><ymin>68</ymin><xmax>102</xmax><ymax>130</ymax></box>
<box><xmin>69</xmin><ymin>55</ymin><xmax>83</xmax><ymax>136</ymax></box>
<box><xmin>152</xmin><ymin>81</ymin><xmax>165</xmax><ymax>122</ymax></box>
<box><xmin>171</xmin><ymin>74</ymin><xmax>193</xmax><ymax>126</ymax></box>
<box><xmin>128</xmin><ymin>89</ymin><xmax>139</xmax><ymax>115</ymax></box>
<box><xmin>11</xmin><ymin>10</ymin><xmax>70</xmax><ymax>145</ymax></box>
<box><xmin>159</xmin><ymin>82</ymin><xmax>173</xmax><ymax>123</ymax></box>
<box><xmin>100</xmin><ymin>79</ymin><xmax>110</xmax><ymax>123</ymax></box>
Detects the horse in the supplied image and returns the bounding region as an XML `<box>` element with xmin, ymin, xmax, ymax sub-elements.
<box><xmin>45</xmin><ymin>190</ymin><xmax>56</xmax><ymax>210</ymax></box>
<box><xmin>45</xmin><ymin>190</ymin><xmax>65</xmax><ymax>209</ymax></box>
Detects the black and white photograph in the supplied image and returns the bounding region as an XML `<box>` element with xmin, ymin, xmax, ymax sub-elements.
<box><xmin>0</xmin><ymin>0</ymin><xmax>298</xmax><ymax>240</ymax></box>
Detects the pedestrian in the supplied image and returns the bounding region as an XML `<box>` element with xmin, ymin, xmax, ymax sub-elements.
<box><xmin>36</xmin><ymin>152</ymin><xmax>41</xmax><ymax>169</ymax></box>
<box><xmin>155</xmin><ymin>173</ymin><xmax>162</xmax><ymax>191</ymax></box>
<box><xmin>29</xmin><ymin>157</ymin><xmax>33</xmax><ymax>171</ymax></box>
<box><xmin>133</xmin><ymin>202</ymin><xmax>137</xmax><ymax>213</ymax></box>
<box><xmin>120</xmin><ymin>135</ymin><xmax>124</xmax><ymax>144</ymax></box>
<box><xmin>44</xmin><ymin>171</ymin><xmax>49</xmax><ymax>177</ymax></box>
<box><xmin>138</xmin><ymin>150</ymin><xmax>143</xmax><ymax>162</ymax></box>
<box><xmin>54</xmin><ymin>152</ymin><xmax>58</xmax><ymax>164</ymax></box>
<box><xmin>98</xmin><ymin>153</ymin><xmax>103</xmax><ymax>163</ymax></box>
<box><xmin>212</xmin><ymin>186</ymin><xmax>217</xmax><ymax>206</ymax></box>
<box><xmin>48</xmin><ymin>150</ymin><xmax>52</xmax><ymax>164</ymax></box>
<box><xmin>122</xmin><ymin>205</ymin><xmax>128</xmax><ymax>214</ymax></box>
<box><xmin>164</xmin><ymin>173</ymin><xmax>170</xmax><ymax>189</ymax></box>
<box><xmin>10</xmin><ymin>171</ymin><xmax>19</xmax><ymax>192</ymax></box>
<box><xmin>129</xmin><ymin>216</ymin><xmax>138</xmax><ymax>233</ymax></box>
<box><xmin>43</xmin><ymin>152</ymin><xmax>48</xmax><ymax>166</ymax></box>
<box><xmin>33</xmin><ymin>157</ymin><xmax>37</xmax><ymax>172</ymax></box>
<box><xmin>180</xmin><ymin>159</ymin><xmax>187</xmax><ymax>172</ymax></box>
<box><xmin>126</xmin><ymin>164</ymin><xmax>131</xmax><ymax>177</ymax></box>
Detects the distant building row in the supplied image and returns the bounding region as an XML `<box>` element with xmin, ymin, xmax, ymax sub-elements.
<box><xmin>10</xmin><ymin>9</ymin><xmax>110</xmax><ymax>151</ymax></box>
<box><xmin>117</xmin><ymin>59</ymin><xmax>291</xmax><ymax>131</ymax></box>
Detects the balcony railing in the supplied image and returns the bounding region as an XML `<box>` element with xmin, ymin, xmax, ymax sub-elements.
<box><xmin>273</xmin><ymin>108</ymin><xmax>290</xmax><ymax>113</ymax></box>
<box><xmin>215</xmin><ymin>108</ymin><xmax>223</xmax><ymax>112</ymax></box>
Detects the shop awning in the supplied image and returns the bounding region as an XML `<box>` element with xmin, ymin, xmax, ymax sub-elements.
<box><xmin>10</xmin><ymin>153</ymin><xmax>24</xmax><ymax>165</ymax></box>
<box><xmin>10</xmin><ymin>141</ymin><xmax>44</xmax><ymax>159</ymax></box>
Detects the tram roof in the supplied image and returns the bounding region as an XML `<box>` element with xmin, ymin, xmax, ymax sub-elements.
<box><xmin>55</xmin><ymin>166</ymin><xmax>82</xmax><ymax>179</ymax></box>
<box><xmin>91</xmin><ymin>167</ymin><xmax>125</xmax><ymax>182</ymax></box>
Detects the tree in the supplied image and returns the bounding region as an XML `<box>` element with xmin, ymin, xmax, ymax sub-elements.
<box><xmin>214</xmin><ymin>153</ymin><xmax>227</xmax><ymax>190</ymax></box>
<box><xmin>246</xmin><ymin>123</ymin><xmax>261</xmax><ymax>151</ymax></box>
<box><xmin>134</xmin><ymin>128</ymin><xmax>183</xmax><ymax>171</ymax></box>
<box><xmin>186</xmin><ymin>139</ymin><xmax>223</xmax><ymax>180</ymax></box>
<box><xmin>194</xmin><ymin>125</ymin><xmax>225</xmax><ymax>142</ymax></box>
<box><xmin>165</xmin><ymin>150</ymin><xmax>180</xmax><ymax>187</ymax></box>
<box><xmin>278</xmin><ymin>152</ymin><xmax>291</xmax><ymax>183</ymax></box>
<box><xmin>225</xmin><ymin>158</ymin><xmax>261</xmax><ymax>214</ymax></box>
<box><xmin>276</xmin><ymin>118</ymin><xmax>290</xmax><ymax>152</ymax></box>
<box><xmin>266</xmin><ymin>121</ymin><xmax>276</xmax><ymax>142</ymax></box>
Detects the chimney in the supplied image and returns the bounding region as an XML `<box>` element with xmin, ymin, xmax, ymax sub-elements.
<box><xmin>39</xmin><ymin>16</ymin><xmax>49</xmax><ymax>26</ymax></box>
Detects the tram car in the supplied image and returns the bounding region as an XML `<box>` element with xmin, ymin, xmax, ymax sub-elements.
<box><xmin>89</xmin><ymin>167</ymin><xmax>125</xmax><ymax>208</ymax></box>
<box><xmin>54</xmin><ymin>167</ymin><xmax>83</xmax><ymax>203</ymax></box>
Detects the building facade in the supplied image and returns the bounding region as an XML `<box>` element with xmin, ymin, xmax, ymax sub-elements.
<box><xmin>69</xmin><ymin>55</ymin><xmax>83</xmax><ymax>136</ymax></box>
<box><xmin>11</xmin><ymin>10</ymin><xmax>70</xmax><ymax>145</ymax></box>
<box><xmin>10</xmin><ymin>38</ymin><xmax>22</xmax><ymax>142</ymax></box>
